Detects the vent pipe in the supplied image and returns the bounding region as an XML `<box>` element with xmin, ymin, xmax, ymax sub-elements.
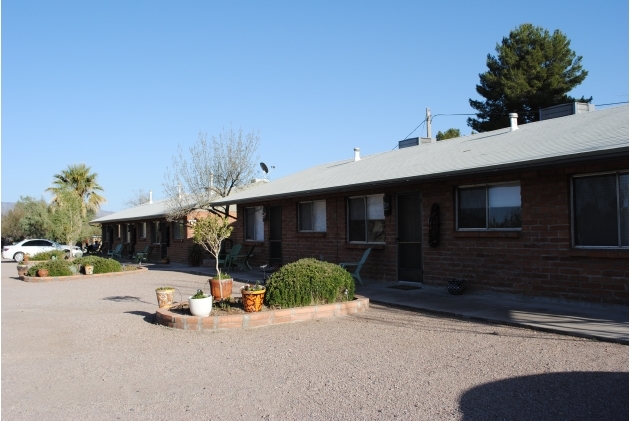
<box><xmin>149</xmin><ymin>190</ymin><xmax>153</xmax><ymax>204</ymax></box>
<box><xmin>509</xmin><ymin>113</ymin><xmax>519</xmax><ymax>131</ymax></box>
<box><xmin>426</xmin><ymin>108</ymin><xmax>432</xmax><ymax>139</ymax></box>
<box><xmin>354</xmin><ymin>148</ymin><xmax>361</xmax><ymax>161</ymax></box>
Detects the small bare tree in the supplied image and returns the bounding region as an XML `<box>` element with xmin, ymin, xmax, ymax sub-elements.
<box><xmin>163</xmin><ymin>127</ymin><xmax>260</xmax><ymax>220</ymax></box>
<box><xmin>191</xmin><ymin>215</ymin><xmax>234</xmax><ymax>277</ymax></box>
<box><xmin>123</xmin><ymin>189</ymin><xmax>151</xmax><ymax>208</ymax></box>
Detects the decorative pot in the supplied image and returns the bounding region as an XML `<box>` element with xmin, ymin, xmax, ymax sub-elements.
<box><xmin>84</xmin><ymin>265</ymin><xmax>94</xmax><ymax>275</ymax></box>
<box><xmin>23</xmin><ymin>254</ymin><xmax>30</xmax><ymax>262</ymax></box>
<box><xmin>156</xmin><ymin>288</ymin><xmax>175</xmax><ymax>308</ymax></box>
<box><xmin>37</xmin><ymin>268</ymin><xmax>49</xmax><ymax>277</ymax></box>
<box><xmin>17</xmin><ymin>264</ymin><xmax>29</xmax><ymax>277</ymax></box>
<box><xmin>161</xmin><ymin>258</ymin><xmax>170</xmax><ymax>264</ymax></box>
<box><xmin>448</xmin><ymin>279</ymin><xmax>465</xmax><ymax>295</ymax></box>
<box><xmin>241</xmin><ymin>289</ymin><xmax>265</xmax><ymax>312</ymax></box>
<box><xmin>209</xmin><ymin>278</ymin><xmax>233</xmax><ymax>300</ymax></box>
<box><xmin>188</xmin><ymin>295</ymin><xmax>213</xmax><ymax>317</ymax></box>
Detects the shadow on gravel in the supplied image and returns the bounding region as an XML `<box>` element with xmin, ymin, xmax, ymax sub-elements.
<box><xmin>103</xmin><ymin>295</ymin><xmax>154</xmax><ymax>305</ymax></box>
<box><xmin>124</xmin><ymin>310</ymin><xmax>156</xmax><ymax>324</ymax></box>
<box><xmin>460</xmin><ymin>371</ymin><xmax>629</xmax><ymax>421</ymax></box>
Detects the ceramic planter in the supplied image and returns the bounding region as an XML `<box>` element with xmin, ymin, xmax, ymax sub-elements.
<box><xmin>17</xmin><ymin>264</ymin><xmax>28</xmax><ymax>277</ymax></box>
<box><xmin>241</xmin><ymin>289</ymin><xmax>265</xmax><ymax>312</ymax></box>
<box><xmin>188</xmin><ymin>295</ymin><xmax>213</xmax><ymax>317</ymax></box>
<box><xmin>209</xmin><ymin>278</ymin><xmax>233</xmax><ymax>300</ymax></box>
<box><xmin>84</xmin><ymin>265</ymin><xmax>94</xmax><ymax>275</ymax></box>
<box><xmin>156</xmin><ymin>288</ymin><xmax>175</xmax><ymax>308</ymax></box>
<box><xmin>37</xmin><ymin>268</ymin><xmax>49</xmax><ymax>277</ymax></box>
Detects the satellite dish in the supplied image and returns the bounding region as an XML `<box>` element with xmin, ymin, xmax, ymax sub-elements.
<box><xmin>260</xmin><ymin>162</ymin><xmax>269</xmax><ymax>174</ymax></box>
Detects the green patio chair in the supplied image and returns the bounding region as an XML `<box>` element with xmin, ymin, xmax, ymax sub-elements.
<box><xmin>218</xmin><ymin>243</ymin><xmax>242</xmax><ymax>270</ymax></box>
<box><xmin>232</xmin><ymin>245</ymin><xmax>256</xmax><ymax>270</ymax></box>
<box><xmin>107</xmin><ymin>244</ymin><xmax>124</xmax><ymax>258</ymax></box>
<box><xmin>340</xmin><ymin>247</ymin><xmax>372</xmax><ymax>285</ymax></box>
<box><xmin>133</xmin><ymin>245</ymin><xmax>153</xmax><ymax>263</ymax></box>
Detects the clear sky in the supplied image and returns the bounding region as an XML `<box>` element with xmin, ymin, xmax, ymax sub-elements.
<box><xmin>2</xmin><ymin>0</ymin><xmax>628</xmax><ymax>212</ymax></box>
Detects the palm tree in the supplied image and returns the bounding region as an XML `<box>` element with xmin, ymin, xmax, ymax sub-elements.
<box><xmin>47</xmin><ymin>164</ymin><xmax>106</xmax><ymax>215</ymax></box>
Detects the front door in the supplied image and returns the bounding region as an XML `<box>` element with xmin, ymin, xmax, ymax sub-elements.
<box><xmin>269</xmin><ymin>205</ymin><xmax>282</xmax><ymax>266</ymax></box>
<box><xmin>397</xmin><ymin>192</ymin><xmax>423</xmax><ymax>282</ymax></box>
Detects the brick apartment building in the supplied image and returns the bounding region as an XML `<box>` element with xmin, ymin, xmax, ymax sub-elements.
<box><xmin>210</xmin><ymin>105</ymin><xmax>629</xmax><ymax>305</ymax></box>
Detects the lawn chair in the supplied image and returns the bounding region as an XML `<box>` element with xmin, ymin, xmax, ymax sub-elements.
<box><xmin>218</xmin><ymin>243</ymin><xmax>242</xmax><ymax>270</ymax></box>
<box><xmin>232</xmin><ymin>245</ymin><xmax>256</xmax><ymax>271</ymax></box>
<box><xmin>340</xmin><ymin>247</ymin><xmax>372</xmax><ymax>285</ymax></box>
<box><xmin>107</xmin><ymin>244</ymin><xmax>124</xmax><ymax>258</ymax></box>
<box><xmin>133</xmin><ymin>245</ymin><xmax>153</xmax><ymax>264</ymax></box>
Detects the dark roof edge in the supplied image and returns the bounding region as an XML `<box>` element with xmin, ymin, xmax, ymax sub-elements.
<box><xmin>211</xmin><ymin>147</ymin><xmax>629</xmax><ymax>206</ymax></box>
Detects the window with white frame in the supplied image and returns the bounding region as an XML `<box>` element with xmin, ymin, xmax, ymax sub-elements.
<box><xmin>151</xmin><ymin>222</ymin><xmax>161</xmax><ymax>244</ymax></box>
<box><xmin>173</xmin><ymin>220</ymin><xmax>185</xmax><ymax>240</ymax></box>
<box><xmin>298</xmin><ymin>200</ymin><xmax>326</xmax><ymax>232</ymax></box>
<box><xmin>572</xmin><ymin>172</ymin><xmax>628</xmax><ymax>248</ymax></box>
<box><xmin>457</xmin><ymin>182</ymin><xmax>522</xmax><ymax>230</ymax></box>
<box><xmin>245</xmin><ymin>206</ymin><xmax>264</xmax><ymax>241</ymax></box>
<box><xmin>348</xmin><ymin>195</ymin><xmax>385</xmax><ymax>243</ymax></box>
<box><xmin>139</xmin><ymin>222</ymin><xmax>147</xmax><ymax>238</ymax></box>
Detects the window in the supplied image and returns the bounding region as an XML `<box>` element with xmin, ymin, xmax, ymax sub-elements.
<box><xmin>116</xmin><ymin>224</ymin><xmax>121</xmax><ymax>238</ymax></box>
<box><xmin>173</xmin><ymin>220</ymin><xmax>185</xmax><ymax>240</ymax></box>
<box><xmin>298</xmin><ymin>200</ymin><xmax>326</xmax><ymax>232</ymax></box>
<box><xmin>457</xmin><ymin>182</ymin><xmax>522</xmax><ymax>230</ymax></box>
<box><xmin>126</xmin><ymin>224</ymin><xmax>132</xmax><ymax>242</ymax></box>
<box><xmin>572</xmin><ymin>172</ymin><xmax>628</xmax><ymax>248</ymax></box>
<box><xmin>151</xmin><ymin>222</ymin><xmax>161</xmax><ymax>244</ymax></box>
<box><xmin>245</xmin><ymin>206</ymin><xmax>264</xmax><ymax>241</ymax></box>
<box><xmin>348</xmin><ymin>195</ymin><xmax>385</xmax><ymax>243</ymax></box>
<box><xmin>139</xmin><ymin>222</ymin><xmax>147</xmax><ymax>238</ymax></box>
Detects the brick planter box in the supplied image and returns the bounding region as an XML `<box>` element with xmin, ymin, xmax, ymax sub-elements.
<box><xmin>20</xmin><ymin>266</ymin><xmax>148</xmax><ymax>282</ymax></box>
<box><xmin>155</xmin><ymin>296</ymin><xmax>370</xmax><ymax>331</ymax></box>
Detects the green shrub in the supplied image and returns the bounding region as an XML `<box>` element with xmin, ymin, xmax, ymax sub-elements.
<box><xmin>27</xmin><ymin>260</ymin><xmax>73</xmax><ymax>277</ymax></box>
<box><xmin>73</xmin><ymin>256</ymin><xmax>122</xmax><ymax>274</ymax></box>
<box><xmin>31</xmin><ymin>250</ymin><xmax>67</xmax><ymax>261</ymax></box>
<box><xmin>264</xmin><ymin>258</ymin><xmax>355</xmax><ymax>308</ymax></box>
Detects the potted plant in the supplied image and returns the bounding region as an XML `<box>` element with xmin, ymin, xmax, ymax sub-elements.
<box><xmin>188</xmin><ymin>289</ymin><xmax>212</xmax><ymax>317</ymax></box>
<box><xmin>191</xmin><ymin>215</ymin><xmax>234</xmax><ymax>300</ymax></box>
<box><xmin>23</xmin><ymin>253</ymin><xmax>30</xmax><ymax>262</ymax></box>
<box><xmin>188</xmin><ymin>243</ymin><xmax>203</xmax><ymax>267</ymax></box>
<box><xmin>241</xmin><ymin>282</ymin><xmax>265</xmax><ymax>312</ymax></box>
<box><xmin>16</xmin><ymin>263</ymin><xmax>29</xmax><ymax>277</ymax></box>
<box><xmin>84</xmin><ymin>264</ymin><xmax>94</xmax><ymax>275</ymax></box>
<box><xmin>161</xmin><ymin>257</ymin><xmax>170</xmax><ymax>264</ymax></box>
<box><xmin>155</xmin><ymin>286</ymin><xmax>175</xmax><ymax>308</ymax></box>
<box><xmin>37</xmin><ymin>268</ymin><xmax>49</xmax><ymax>277</ymax></box>
<box><xmin>448</xmin><ymin>278</ymin><xmax>466</xmax><ymax>295</ymax></box>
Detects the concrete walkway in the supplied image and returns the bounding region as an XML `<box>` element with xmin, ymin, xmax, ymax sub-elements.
<box><xmin>142</xmin><ymin>262</ymin><xmax>629</xmax><ymax>344</ymax></box>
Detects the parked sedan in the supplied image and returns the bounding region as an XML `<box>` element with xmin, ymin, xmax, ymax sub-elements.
<box><xmin>1</xmin><ymin>239</ymin><xmax>78</xmax><ymax>262</ymax></box>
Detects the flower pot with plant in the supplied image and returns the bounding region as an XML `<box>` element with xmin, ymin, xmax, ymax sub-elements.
<box><xmin>155</xmin><ymin>287</ymin><xmax>176</xmax><ymax>308</ymax></box>
<box><xmin>84</xmin><ymin>264</ymin><xmax>94</xmax><ymax>275</ymax></box>
<box><xmin>17</xmin><ymin>263</ymin><xmax>29</xmax><ymax>277</ymax></box>
<box><xmin>23</xmin><ymin>253</ymin><xmax>30</xmax><ymax>262</ymax></box>
<box><xmin>191</xmin><ymin>214</ymin><xmax>234</xmax><ymax>298</ymax></box>
<box><xmin>37</xmin><ymin>268</ymin><xmax>49</xmax><ymax>277</ymax></box>
<box><xmin>241</xmin><ymin>282</ymin><xmax>266</xmax><ymax>312</ymax></box>
<box><xmin>188</xmin><ymin>289</ymin><xmax>213</xmax><ymax>317</ymax></box>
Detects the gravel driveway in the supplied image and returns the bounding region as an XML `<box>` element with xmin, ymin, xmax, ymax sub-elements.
<box><xmin>2</xmin><ymin>261</ymin><xmax>628</xmax><ymax>420</ymax></box>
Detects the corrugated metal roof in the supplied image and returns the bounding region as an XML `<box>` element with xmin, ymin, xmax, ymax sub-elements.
<box><xmin>90</xmin><ymin>198</ymin><xmax>172</xmax><ymax>224</ymax></box>
<box><xmin>210</xmin><ymin>105</ymin><xmax>629</xmax><ymax>205</ymax></box>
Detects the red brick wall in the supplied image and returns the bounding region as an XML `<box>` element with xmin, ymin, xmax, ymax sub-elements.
<box><xmin>232</xmin><ymin>160</ymin><xmax>628</xmax><ymax>305</ymax></box>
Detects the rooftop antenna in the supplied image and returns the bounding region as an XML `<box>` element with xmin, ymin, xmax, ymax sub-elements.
<box><xmin>260</xmin><ymin>162</ymin><xmax>275</xmax><ymax>180</ymax></box>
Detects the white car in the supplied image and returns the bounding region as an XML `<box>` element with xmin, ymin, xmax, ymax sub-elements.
<box><xmin>2</xmin><ymin>239</ymin><xmax>81</xmax><ymax>262</ymax></box>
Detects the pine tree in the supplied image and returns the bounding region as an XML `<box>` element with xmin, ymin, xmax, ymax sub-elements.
<box><xmin>468</xmin><ymin>24</ymin><xmax>590</xmax><ymax>132</ymax></box>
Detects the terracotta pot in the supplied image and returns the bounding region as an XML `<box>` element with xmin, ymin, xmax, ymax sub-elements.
<box><xmin>23</xmin><ymin>254</ymin><xmax>30</xmax><ymax>262</ymax></box>
<box><xmin>84</xmin><ymin>265</ymin><xmax>94</xmax><ymax>275</ymax></box>
<box><xmin>241</xmin><ymin>289</ymin><xmax>265</xmax><ymax>312</ymax></box>
<box><xmin>17</xmin><ymin>265</ymin><xmax>29</xmax><ymax>277</ymax></box>
<box><xmin>156</xmin><ymin>288</ymin><xmax>175</xmax><ymax>308</ymax></box>
<box><xmin>209</xmin><ymin>278</ymin><xmax>233</xmax><ymax>300</ymax></box>
<box><xmin>37</xmin><ymin>269</ymin><xmax>49</xmax><ymax>277</ymax></box>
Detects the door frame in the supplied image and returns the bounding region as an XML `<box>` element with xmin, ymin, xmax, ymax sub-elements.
<box><xmin>396</xmin><ymin>191</ymin><xmax>424</xmax><ymax>283</ymax></box>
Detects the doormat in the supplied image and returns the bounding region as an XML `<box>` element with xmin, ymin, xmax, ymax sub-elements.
<box><xmin>387</xmin><ymin>285</ymin><xmax>421</xmax><ymax>290</ymax></box>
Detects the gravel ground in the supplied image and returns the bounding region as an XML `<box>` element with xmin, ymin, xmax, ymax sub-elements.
<box><xmin>1</xmin><ymin>261</ymin><xmax>628</xmax><ymax>421</ymax></box>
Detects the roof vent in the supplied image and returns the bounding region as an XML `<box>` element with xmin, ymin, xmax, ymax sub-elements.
<box><xmin>509</xmin><ymin>113</ymin><xmax>519</xmax><ymax>131</ymax></box>
<box><xmin>354</xmin><ymin>148</ymin><xmax>361</xmax><ymax>161</ymax></box>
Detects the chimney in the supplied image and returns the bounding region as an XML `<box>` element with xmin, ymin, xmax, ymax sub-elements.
<box><xmin>509</xmin><ymin>113</ymin><xmax>519</xmax><ymax>131</ymax></box>
<box><xmin>354</xmin><ymin>148</ymin><xmax>361</xmax><ymax>161</ymax></box>
<box><xmin>149</xmin><ymin>190</ymin><xmax>153</xmax><ymax>204</ymax></box>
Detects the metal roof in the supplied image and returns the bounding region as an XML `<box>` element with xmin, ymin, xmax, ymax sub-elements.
<box><xmin>90</xmin><ymin>198</ymin><xmax>172</xmax><ymax>224</ymax></box>
<box><xmin>210</xmin><ymin>105</ymin><xmax>629</xmax><ymax>205</ymax></box>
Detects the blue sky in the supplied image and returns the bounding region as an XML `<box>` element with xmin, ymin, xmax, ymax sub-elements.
<box><xmin>2</xmin><ymin>0</ymin><xmax>628</xmax><ymax>212</ymax></box>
